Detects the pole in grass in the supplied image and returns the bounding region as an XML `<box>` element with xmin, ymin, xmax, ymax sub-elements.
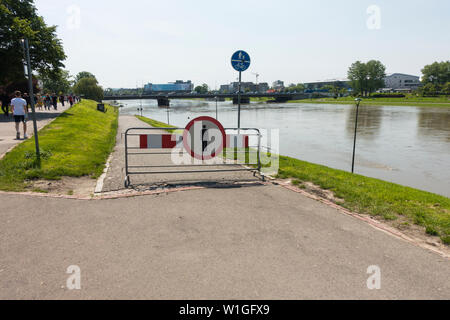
<box><xmin>351</xmin><ymin>98</ymin><xmax>362</xmax><ymax>174</ymax></box>
<box><xmin>22</xmin><ymin>38</ymin><xmax>41</xmax><ymax>167</ymax></box>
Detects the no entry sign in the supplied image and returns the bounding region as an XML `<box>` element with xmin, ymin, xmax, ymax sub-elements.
<box><xmin>183</xmin><ymin>116</ymin><xmax>226</xmax><ymax>160</ymax></box>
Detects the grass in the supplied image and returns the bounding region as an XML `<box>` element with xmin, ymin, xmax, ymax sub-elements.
<box><xmin>0</xmin><ymin>100</ymin><xmax>119</xmax><ymax>191</ymax></box>
<box><xmin>277</xmin><ymin>156</ymin><xmax>450</xmax><ymax>244</ymax></box>
<box><xmin>289</xmin><ymin>95</ymin><xmax>450</xmax><ymax>107</ymax></box>
<box><xmin>135</xmin><ymin>115</ymin><xmax>178</xmax><ymax>133</ymax></box>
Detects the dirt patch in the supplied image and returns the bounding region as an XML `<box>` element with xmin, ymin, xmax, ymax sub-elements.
<box><xmin>29</xmin><ymin>176</ymin><xmax>96</xmax><ymax>197</ymax></box>
<box><xmin>277</xmin><ymin>178</ymin><xmax>450</xmax><ymax>257</ymax></box>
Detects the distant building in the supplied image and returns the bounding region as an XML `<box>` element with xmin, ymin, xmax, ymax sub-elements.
<box><xmin>258</xmin><ymin>82</ymin><xmax>269</xmax><ymax>93</ymax></box>
<box><xmin>272</xmin><ymin>80</ymin><xmax>285</xmax><ymax>90</ymax></box>
<box><xmin>383</xmin><ymin>73</ymin><xmax>421</xmax><ymax>91</ymax></box>
<box><xmin>219</xmin><ymin>82</ymin><xmax>268</xmax><ymax>93</ymax></box>
<box><xmin>144</xmin><ymin>80</ymin><xmax>194</xmax><ymax>93</ymax></box>
<box><xmin>304</xmin><ymin>78</ymin><xmax>351</xmax><ymax>93</ymax></box>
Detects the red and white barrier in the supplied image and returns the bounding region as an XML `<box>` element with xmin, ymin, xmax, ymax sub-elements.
<box><xmin>139</xmin><ymin>134</ymin><xmax>249</xmax><ymax>149</ymax></box>
<box><xmin>140</xmin><ymin>134</ymin><xmax>183</xmax><ymax>149</ymax></box>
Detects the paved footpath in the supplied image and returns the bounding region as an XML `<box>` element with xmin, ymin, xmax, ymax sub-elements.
<box><xmin>0</xmin><ymin>113</ymin><xmax>448</xmax><ymax>299</ymax></box>
<box><xmin>0</xmin><ymin>103</ymin><xmax>70</xmax><ymax>158</ymax></box>
<box><xmin>0</xmin><ymin>184</ymin><xmax>448</xmax><ymax>299</ymax></box>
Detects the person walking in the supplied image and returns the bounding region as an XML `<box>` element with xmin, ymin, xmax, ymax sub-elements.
<box><xmin>45</xmin><ymin>94</ymin><xmax>52</xmax><ymax>110</ymax></box>
<box><xmin>68</xmin><ymin>95</ymin><xmax>74</xmax><ymax>107</ymax></box>
<box><xmin>36</xmin><ymin>94</ymin><xmax>44</xmax><ymax>111</ymax></box>
<box><xmin>0</xmin><ymin>89</ymin><xmax>10</xmax><ymax>117</ymax></box>
<box><xmin>10</xmin><ymin>91</ymin><xmax>28</xmax><ymax>140</ymax></box>
<box><xmin>59</xmin><ymin>94</ymin><xmax>65</xmax><ymax>107</ymax></box>
<box><xmin>51</xmin><ymin>93</ymin><xmax>58</xmax><ymax>110</ymax></box>
<box><xmin>23</xmin><ymin>92</ymin><xmax>31</xmax><ymax>112</ymax></box>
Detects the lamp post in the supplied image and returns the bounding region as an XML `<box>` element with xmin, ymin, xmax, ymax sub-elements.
<box><xmin>351</xmin><ymin>98</ymin><xmax>362</xmax><ymax>174</ymax></box>
<box><xmin>215</xmin><ymin>96</ymin><xmax>218</xmax><ymax>120</ymax></box>
<box><xmin>166</xmin><ymin>95</ymin><xmax>170</xmax><ymax>125</ymax></box>
<box><xmin>22</xmin><ymin>38</ymin><xmax>41</xmax><ymax>167</ymax></box>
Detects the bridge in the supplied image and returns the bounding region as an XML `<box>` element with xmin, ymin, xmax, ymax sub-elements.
<box><xmin>103</xmin><ymin>92</ymin><xmax>310</xmax><ymax>107</ymax></box>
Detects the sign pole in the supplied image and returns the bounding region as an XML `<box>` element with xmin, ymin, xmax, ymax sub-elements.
<box><xmin>231</xmin><ymin>50</ymin><xmax>250</xmax><ymax>130</ymax></box>
<box><xmin>24</xmin><ymin>38</ymin><xmax>41</xmax><ymax>167</ymax></box>
<box><xmin>351</xmin><ymin>99</ymin><xmax>361</xmax><ymax>173</ymax></box>
<box><xmin>238</xmin><ymin>71</ymin><xmax>242</xmax><ymax>129</ymax></box>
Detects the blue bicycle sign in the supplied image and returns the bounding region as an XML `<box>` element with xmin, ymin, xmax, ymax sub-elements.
<box><xmin>231</xmin><ymin>50</ymin><xmax>251</xmax><ymax>72</ymax></box>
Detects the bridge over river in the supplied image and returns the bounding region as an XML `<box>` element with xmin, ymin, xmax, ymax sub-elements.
<box><xmin>103</xmin><ymin>92</ymin><xmax>310</xmax><ymax>107</ymax></box>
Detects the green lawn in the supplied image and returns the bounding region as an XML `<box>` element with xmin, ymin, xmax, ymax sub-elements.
<box><xmin>135</xmin><ymin>115</ymin><xmax>178</xmax><ymax>133</ymax></box>
<box><xmin>289</xmin><ymin>95</ymin><xmax>450</xmax><ymax>107</ymax></box>
<box><xmin>0</xmin><ymin>100</ymin><xmax>118</xmax><ymax>191</ymax></box>
<box><xmin>277</xmin><ymin>156</ymin><xmax>450</xmax><ymax>244</ymax></box>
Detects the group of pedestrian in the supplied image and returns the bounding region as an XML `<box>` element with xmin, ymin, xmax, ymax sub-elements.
<box><xmin>0</xmin><ymin>90</ymin><xmax>81</xmax><ymax>140</ymax></box>
<box><xmin>1</xmin><ymin>91</ymin><xmax>80</xmax><ymax>117</ymax></box>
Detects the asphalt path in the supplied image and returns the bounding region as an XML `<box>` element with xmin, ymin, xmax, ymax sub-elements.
<box><xmin>0</xmin><ymin>184</ymin><xmax>448</xmax><ymax>299</ymax></box>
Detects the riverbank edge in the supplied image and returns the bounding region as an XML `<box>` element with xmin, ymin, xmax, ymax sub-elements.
<box><xmin>287</xmin><ymin>98</ymin><xmax>450</xmax><ymax>108</ymax></box>
<box><xmin>134</xmin><ymin>114</ymin><xmax>450</xmax><ymax>245</ymax></box>
<box><xmin>0</xmin><ymin>100</ymin><xmax>119</xmax><ymax>192</ymax></box>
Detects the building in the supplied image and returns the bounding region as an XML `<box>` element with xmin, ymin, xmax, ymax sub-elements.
<box><xmin>303</xmin><ymin>78</ymin><xmax>351</xmax><ymax>93</ymax></box>
<box><xmin>144</xmin><ymin>80</ymin><xmax>194</xmax><ymax>93</ymax></box>
<box><xmin>383</xmin><ymin>73</ymin><xmax>421</xmax><ymax>91</ymax></box>
<box><xmin>272</xmin><ymin>80</ymin><xmax>285</xmax><ymax>90</ymax></box>
<box><xmin>219</xmin><ymin>82</ymin><xmax>269</xmax><ymax>93</ymax></box>
<box><xmin>258</xmin><ymin>82</ymin><xmax>269</xmax><ymax>93</ymax></box>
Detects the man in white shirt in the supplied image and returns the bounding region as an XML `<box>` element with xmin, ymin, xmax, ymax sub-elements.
<box><xmin>10</xmin><ymin>91</ymin><xmax>28</xmax><ymax>140</ymax></box>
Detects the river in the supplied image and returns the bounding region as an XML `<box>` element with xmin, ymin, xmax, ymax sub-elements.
<box><xmin>114</xmin><ymin>99</ymin><xmax>450</xmax><ymax>197</ymax></box>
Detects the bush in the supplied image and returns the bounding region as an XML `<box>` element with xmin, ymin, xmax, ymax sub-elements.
<box><xmin>371</xmin><ymin>93</ymin><xmax>406</xmax><ymax>98</ymax></box>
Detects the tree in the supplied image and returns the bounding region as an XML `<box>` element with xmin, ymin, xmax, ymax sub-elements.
<box><xmin>421</xmin><ymin>61</ymin><xmax>450</xmax><ymax>85</ymax></box>
<box><xmin>73</xmin><ymin>77</ymin><xmax>103</xmax><ymax>101</ymax></box>
<box><xmin>347</xmin><ymin>60</ymin><xmax>386</xmax><ymax>96</ymax></box>
<box><xmin>443</xmin><ymin>82</ymin><xmax>450</xmax><ymax>96</ymax></box>
<box><xmin>194</xmin><ymin>83</ymin><xmax>209</xmax><ymax>94</ymax></box>
<box><xmin>348</xmin><ymin>61</ymin><xmax>368</xmax><ymax>96</ymax></box>
<box><xmin>40</xmin><ymin>69</ymin><xmax>73</xmax><ymax>94</ymax></box>
<box><xmin>286</xmin><ymin>83</ymin><xmax>305</xmax><ymax>93</ymax></box>
<box><xmin>419</xmin><ymin>83</ymin><xmax>439</xmax><ymax>97</ymax></box>
<box><xmin>0</xmin><ymin>0</ymin><xmax>66</xmax><ymax>89</ymax></box>
<box><xmin>366</xmin><ymin>60</ymin><xmax>386</xmax><ymax>95</ymax></box>
<box><xmin>75</xmin><ymin>71</ymin><xmax>97</xmax><ymax>83</ymax></box>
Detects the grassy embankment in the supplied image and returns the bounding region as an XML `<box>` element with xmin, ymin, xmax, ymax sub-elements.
<box><xmin>135</xmin><ymin>115</ymin><xmax>178</xmax><ymax>133</ymax></box>
<box><xmin>136</xmin><ymin>114</ymin><xmax>449</xmax><ymax>244</ymax></box>
<box><xmin>0</xmin><ymin>100</ymin><xmax>118</xmax><ymax>191</ymax></box>
<box><xmin>289</xmin><ymin>95</ymin><xmax>450</xmax><ymax>107</ymax></box>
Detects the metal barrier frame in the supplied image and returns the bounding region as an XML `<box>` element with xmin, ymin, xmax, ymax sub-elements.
<box><xmin>124</xmin><ymin>127</ymin><xmax>262</xmax><ymax>188</ymax></box>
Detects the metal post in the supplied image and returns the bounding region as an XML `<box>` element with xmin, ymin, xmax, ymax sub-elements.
<box><xmin>238</xmin><ymin>71</ymin><xmax>242</xmax><ymax>129</ymax></box>
<box><xmin>215</xmin><ymin>96</ymin><xmax>218</xmax><ymax>120</ymax></box>
<box><xmin>351</xmin><ymin>99</ymin><xmax>361</xmax><ymax>174</ymax></box>
<box><xmin>23</xmin><ymin>38</ymin><xmax>41</xmax><ymax>167</ymax></box>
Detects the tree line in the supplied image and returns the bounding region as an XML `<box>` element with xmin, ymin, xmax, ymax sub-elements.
<box><xmin>0</xmin><ymin>0</ymin><xmax>103</xmax><ymax>101</ymax></box>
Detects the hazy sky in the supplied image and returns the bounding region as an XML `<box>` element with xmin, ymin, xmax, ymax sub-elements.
<box><xmin>34</xmin><ymin>0</ymin><xmax>450</xmax><ymax>89</ymax></box>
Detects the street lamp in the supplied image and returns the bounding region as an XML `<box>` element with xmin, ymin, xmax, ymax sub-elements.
<box><xmin>215</xmin><ymin>96</ymin><xmax>218</xmax><ymax>120</ymax></box>
<box><xmin>21</xmin><ymin>38</ymin><xmax>41</xmax><ymax>167</ymax></box>
<box><xmin>351</xmin><ymin>98</ymin><xmax>362</xmax><ymax>173</ymax></box>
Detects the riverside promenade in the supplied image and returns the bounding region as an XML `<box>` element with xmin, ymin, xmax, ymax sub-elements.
<box><xmin>0</xmin><ymin>103</ymin><xmax>70</xmax><ymax>158</ymax></box>
<box><xmin>0</xmin><ymin>113</ymin><xmax>448</xmax><ymax>299</ymax></box>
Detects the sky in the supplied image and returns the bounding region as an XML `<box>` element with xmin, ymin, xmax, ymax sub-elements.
<box><xmin>33</xmin><ymin>0</ymin><xmax>450</xmax><ymax>89</ymax></box>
